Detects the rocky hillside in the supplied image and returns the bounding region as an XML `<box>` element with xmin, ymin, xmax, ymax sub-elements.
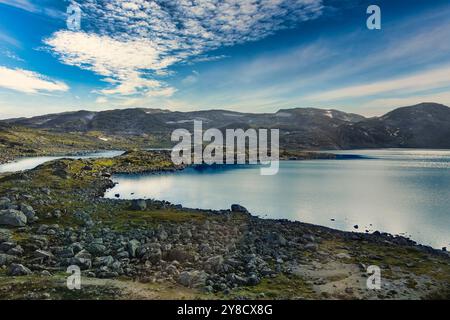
<box><xmin>3</xmin><ymin>103</ymin><xmax>450</xmax><ymax>150</ymax></box>
<box><xmin>337</xmin><ymin>103</ymin><xmax>450</xmax><ymax>149</ymax></box>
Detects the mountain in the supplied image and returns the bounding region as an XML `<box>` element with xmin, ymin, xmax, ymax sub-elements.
<box><xmin>337</xmin><ymin>103</ymin><xmax>450</xmax><ymax>149</ymax></box>
<box><xmin>2</xmin><ymin>103</ymin><xmax>450</xmax><ymax>150</ymax></box>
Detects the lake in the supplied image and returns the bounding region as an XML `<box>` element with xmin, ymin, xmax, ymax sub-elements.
<box><xmin>0</xmin><ymin>150</ymin><xmax>124</xmax><ymax>174</ymax></box>
<box><xmin>105</xmin><ymin>149</ymin><xmax>450</xmax><ymax>249</ymax></box>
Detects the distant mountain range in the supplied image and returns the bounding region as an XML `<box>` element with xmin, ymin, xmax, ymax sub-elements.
<box><xmin>3</xmin><ymin>102</ymin><xmax>450</xmax><ymax>150</ymax></box>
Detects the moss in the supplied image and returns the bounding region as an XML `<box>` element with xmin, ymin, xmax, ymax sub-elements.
<box><xmin>0</xmin><ymin>275</ymin><xmax>123</xmax><ymax>300</ymax></box>
<box><xmin>321</xmin><ymin>239</ymin><xmax>450</xmax><ymax>283</ymax></box>
<box><xmin>225</xmin><ymin>274</ymin><xmax>317</xmax><ymax>300</ymax></box>
<box><xmin>103</xmin><ymin>209</ymin><xmax>207</xmax><ymax>231</ymax></box>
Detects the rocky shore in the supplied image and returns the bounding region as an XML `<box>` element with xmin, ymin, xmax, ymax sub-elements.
<box><xmin>0</xmin><ymin>151</ymin><xmax>449</xmax><ymax>300</ymax></box>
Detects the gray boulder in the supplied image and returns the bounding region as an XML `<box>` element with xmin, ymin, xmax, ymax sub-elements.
<box><xmin>8</xmin><ymin>263</ymin><xmax>32</xmax><ymax>276</ymax></box>
<box><xmin>178</xmin><ymin>270</ymin><xmax>207</xmax><ymax>288</ymax></box>
<box><xmin>231</xmin><ymin>204</ymin><xmax>249</xmax><ymax>213</ymax></box>
<box><xmin>131</xmin><ymin>199</ymin><xmax>147</xmax><ymax>211</ymax></box>
<box><xmin>0</xmin><ymin>209</ymin><xmax>27</xmax><ymax>227</ymax></box>
<box><xmin>69</xmin><ymin>257</ymin><xmax>92</xmax><ymax>270</ymax></box>
<box><xmin>34</xmin><ymin>249</ymin><xmax>54</xmax><ymax>260</ymax></box>
<box><xmin>164</xmin><ymin>248</ymin><xmax>195</xmax><ymax>263</ymax></box>
<box><xmin>75</xmin><ymin>249</ymin><xmax>92</xmax><ymax>260</ymax></box>
<box><xmin>0</xmin><ymin>253</ymin><xmax>18</xmax><ymax>266</ymax></box>
<box><xmin>94</xmin><ymin>255</ymin><xmax>114</xmax><ymax>267</ymax></box>
<box><xmin>127</xmin><ymin>240</ymin><xmax>141</xmax><ymax>258</ymax></box>
<box><xmin>20</xmin><ymin>204</ymin><xmax>36</xmax><ymax>220</ymax></box>
<box><xmin>205</xmin><ymin>255</ymin><xmax>224</xmax><ymax>272</ymax></box>
<box><xmin>86</xmin><ymin>243</ymin><xmax>107</xmax><ymax>256</ymax></box>
<box><xmin>0</xmin><ymin>228</ymin><xmax>12</xmax><ymax>242</ymax></box>
<box><xmin>0</xmin><ymin>197</ymin><xmax>12</xmax><ymax>210</ymax></box>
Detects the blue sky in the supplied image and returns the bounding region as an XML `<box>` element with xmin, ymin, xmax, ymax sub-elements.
<box><xmin>0</xmin><ymin>0</ymin><xmax>449</xmax><ymax>119</ymax></box>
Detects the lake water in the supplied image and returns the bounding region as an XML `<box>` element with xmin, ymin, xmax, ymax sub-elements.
<box><xmin>105</xmin><ymin>149</ymin><xmax>450</xmax><ymax>249</ymax></box>
<box><xmin>0</xmin><ymin>150</ymin><xmax>124</xmax><ymax>173</ymax></box>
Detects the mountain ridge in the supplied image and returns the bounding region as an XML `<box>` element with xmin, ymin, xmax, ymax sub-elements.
<box><xmin>2</xmin><ymin>102</ymin><xmax>450</xmax><ymax>150</ymax></box>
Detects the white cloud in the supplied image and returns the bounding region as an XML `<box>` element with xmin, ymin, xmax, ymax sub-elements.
<box><xmin>304</xmin><ymin>66</ymin><xmax>450</xmax><ymax>102</ymax></box>
<box><xmin>0</xmin><ymin>31</ymin><xmax>21</xmax><ymax>48</ymax></box>
<box><xmin>182</xmin><ymin>71</ymin><xmax>199</xmax><ymax>85</ymax></box>
<box><xmin>0</xmin><ymin>66</ymin><xmax>69</xmax><ymax>94</ymax></box>
<box><xmin>359</xmin><ymin>92</ymin><xmax>450</xmax><ymax>116</ymax></box>
<box><xmin>95</xmin><ymin>96</ymin><xmax>108</xmax><ymax>104</ymax></box>
<box><xmin>0</xmin><ymin>0</ymin><xmax>37</xmax><ymax>12</ymax></box>
<box><xmin>44</xmin><ymin>0</ymin><xmax>324</xmax><ymax>98</ymax></box>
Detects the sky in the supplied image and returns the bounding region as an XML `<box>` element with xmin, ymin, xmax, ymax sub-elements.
<box><xmin>0</xmin><ymin>0</ymin><xmax>449</xmax><ymax>119</ymax></box>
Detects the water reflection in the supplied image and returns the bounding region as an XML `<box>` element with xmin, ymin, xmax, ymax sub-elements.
<box><xmin>105</xmin><ymin>150</ymin><xmax>450</xmax><ymax>248</ymax></box>
<box><xmin>0</xmin><ymin>150</ymin><xmax>124</xmax><ymax>173</ymax></box>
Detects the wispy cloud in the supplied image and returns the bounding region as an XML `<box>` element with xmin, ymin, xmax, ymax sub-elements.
<box><xmin>0</xmin><ymin>31</ymin><xmax>21</xmax><ymax>48</ymax></box>
<box><xmin>304</xmin><ymin>66</ymin><xmax>450</xmax><ymax>102</ymax></box>
<box><xmin>44</xmin><ymin>0</ymin><xmax>324</xmax><ymax>98</ymax></box>
<box><xmin>0</xmin><ymin>66</ymin><xmax>69</xmax><ymax>94</ymax></box>
<box><xmin>0</xmin><ymin>0</ymin><xmax>37</xmax><ymax>12</ymax></box>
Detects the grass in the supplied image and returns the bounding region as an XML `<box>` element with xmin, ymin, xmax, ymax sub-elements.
<box><xmin>224</xmin><ymin>274</ymin><xmax>317</xmax><ymax>300</ymax></box>
<box><xmin>0</xmin><ymin>275</ymin><xmax>124</xmax><ymax>300</ymax></box>
<box><xmin>102</xmin><ymin>209</ymin><xmax>208</xmax><ymax>231</ymax></box>
<box><xmin>320</xmin><ymin>239</ymin><xmax>450</xmax><ymax>283</ymax></box>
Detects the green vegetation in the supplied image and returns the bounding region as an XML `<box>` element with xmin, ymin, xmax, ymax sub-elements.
<box><xmin>225</xmin><ymin>274</ymin><xmax>317</xmax><ymax>300</ymax></box>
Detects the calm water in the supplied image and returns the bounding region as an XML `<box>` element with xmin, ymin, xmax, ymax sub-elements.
<box><xmin>105</xmin><ymin>149</ymin><xmax>450</xmax><ymax>248</ymax></box>
<box><xmin>0</xmin><ymin>150</ymin><xmax>124</xmax><ymax>173</ymax></box>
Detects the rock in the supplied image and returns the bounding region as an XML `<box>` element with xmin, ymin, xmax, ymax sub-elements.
<box><xmin>166</xmin><ymin>264</ymin><xmax>179</xmax><ymax>276</ymax></box>
<box><xmin>75</xmin><ymin>249</ymin><xmax>92</xmax><ymax>260</ymax></box>
<box><xmin>34</xmin><ymin>250</ymin><xmax>54</xmax><ymax>260</ymax></box>
<box><xmin>305</xmin><ymin>243</ymin><xmax>318</xmax><ymax>251</ymax></box>
<box><xmin>303</xmin><ymin>234</ymin><xmax>316</xmax><ymax>242</ymax></box>
<box><xmin>266</xmin><ymin>233</ymin><xmax>287</xmax><ymax>246</ymax></box>
<box><xmin>131</xmin><ymin>199</ymin><xmax>147</xmax><ymax>211</ymax></box>
<box><xmin>19</xmin><ymin>204</ymin><xmax>35</xmax><ymax>220</ymax></box>
<box><xmin>354</xmin><ymin>225</ymin><xmax>359</xmax><ymax>229</ymax></box>
<box><xmin>52</xmin><ymin>210</ymin><xmax>62</xmax><ymax>219</ymax></box>
<box><xmin>247</xmin><ymin>273</ymin><xmax>261</xmax><ymax>286</ymax></box>
<box><xmin>0</xmin><ymin>198</ymin><xmax>12</xmax><ymax>210</ymax></box>
<box><xmin>29</xmin><ymin>235</ymin><xmax>48</xmax><ymax>248</ymax></box>
<box><xmin>87</xmin><ymin>243</ymin><xmax>107</xmax><ymax>256</ymax></box>
<box><xmin>181</xmin><ymin>229</ymin><xmax>192</xmax><ymax>239</ymax></box>
<box><xmin>144</xmin><ymin>248</ymin><xmax>161</xmax><ymax>264</ymax></box>
<box><xmin>70</xmin><ymin>242</ymin><xmax>83</xmax><ymax>254</ymax></box>
<box><xmin>336</xmin><ymin>252</ymin><xmax>352</xmax><ymax>260</ymax></box>
<box><xmin>0</xmin><ymin>242</ymin><xmax>16</xmax><ymax>252</ymax></box>
<box><xmin>8</xmin><ymin>263</ymin><xmax>32</xmax><ymax>276</ymax></box>
<box><xmin>7</xmin><ymin>246</ymin><xmax>24</xmax><ymax>256</ymax></box>
<box><xmin>199</xmin><ymin>243</ymin><xmax>212</xmax><ymax>255</ymax></box>
<box><xmin>0</xmin><ymin>209</ymin><xmax>27</xmax><ymax>227</ymax></box>
<box><xmin>40</xmin><ymin>270</ymin><xmax>52</xmax><ymax>277</ymax></box>
<box><xmin>116</xmin><ymin>251</ymin><xmax>130</xmax><ymax>260</ymax></box>
<box><xmin>205</xmin><ymin>255</ymin><xmax>224</xmax><ymax>272</ymax></box>
<box><xmin>0</xmin><ymin>253</ymin><xmax>18</xmax><ymax>266</ymax></box>
<box><xmin>164</xmin><ymin>248</ymin><xmax>194</xmax><ymax>263</ymax></box>
<box><xmin>178</xmin><ymin>271</ymin><xmax>207</xmax><ymax>288</ymax></box>
<box><xmin>158</xmin><ymin>229</ymin><xmax>168</xmax><ymax>241</ymax></box>
<box><xmin>0</xmin><ymin>228</ymin><xmax>12</xmax><ymax>242</ymax></box>
<box><xmin>69</xmin><ymin>257</ymin><xmax>92</xmax><ymax>270</ymax></box>
<box><xmin>127</xmin><ymin>240</ymin><xmax>141</xmax><ymax>258</ymax></box>
<box><xmin>230</xmin><ymin>274</ymin><xmax>248</xmax><ymax>285</ymax></box>
<box><xmin>57</xmin><ymin>247</ymin><xmax>74</xmax><ymax>258</ymax></box>
<box><xmin>74</xmin><ymin>211</ymin><xmax>94</xmax><ymax>227</ymax></box>
<box><xmin>231</xmin><ymin>204</ymin><xmax>249</xmax><ymax>213</ymax></box>
<box><xmin>94</xmin><ymin>256</ymin><xmax>114</xmax><ymax>267</ymax></box>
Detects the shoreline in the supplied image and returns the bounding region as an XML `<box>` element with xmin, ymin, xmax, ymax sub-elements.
<box><xmin>0</xmin><ymin>150</ymin><xmax>449</xmax><ymax>300</ymax></box>
<box><xmin>2</xmin><ymin>149</ymin><xmax>448</xmax><ymax>250</ymax></box>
